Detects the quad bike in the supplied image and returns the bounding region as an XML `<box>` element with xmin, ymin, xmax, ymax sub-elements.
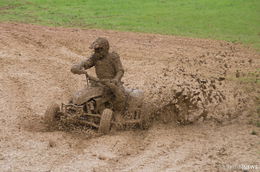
<box><xmin>44</xmin><ymin>71</ymin><xmax>150</xmax><ymax>134</ymax></box>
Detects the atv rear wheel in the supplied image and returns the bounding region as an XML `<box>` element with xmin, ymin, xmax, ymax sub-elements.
<box><xmin>98</xmin><ymin>108</ymin><xmax>113</xmax><ymax>134</ymax></box>
<box><xmin>44</xmin><ymin>103</ymin><xmax>60</xmax><ymax>126</ymax></box>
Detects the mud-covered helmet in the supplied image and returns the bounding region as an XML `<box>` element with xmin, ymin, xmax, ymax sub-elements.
<box><xmin>90</xmin><ymin>37</ymin><xmax>109</xmax><ymax>54</ymax></box>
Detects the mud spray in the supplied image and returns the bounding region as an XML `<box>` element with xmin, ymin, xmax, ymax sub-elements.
<box><xmin>153</xmin><ymin>73</ymin><xmax>250</xmax><ymax>125</ymax></box>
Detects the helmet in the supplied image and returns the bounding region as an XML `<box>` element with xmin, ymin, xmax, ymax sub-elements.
<box><xmin>89</xmin><ymin>37</ymin><xmax>109</xmax><ymax>53</ymax></box>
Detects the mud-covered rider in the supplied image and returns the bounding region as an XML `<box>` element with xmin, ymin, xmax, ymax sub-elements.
<box><xmin>71</xmin><ymin>37</ymin><xmax>127</xmax><ymax>114</ymax></box>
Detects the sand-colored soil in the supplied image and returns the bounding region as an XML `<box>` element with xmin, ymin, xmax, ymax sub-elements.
<box><xmin>0</xmin><ymin>23</ymin><xmax>259</xmax><ymax>172</ymax></box>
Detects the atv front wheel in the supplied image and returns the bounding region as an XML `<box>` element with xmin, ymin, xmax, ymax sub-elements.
<box><xmin>98</xmin><ymin>109</ymin><xmax>113</xmax><ymax>134</ymax></box>
<box><xmin>44</xmin><ymin>103</ymin><xmax>60</xmax><ymax>126</ymax></box>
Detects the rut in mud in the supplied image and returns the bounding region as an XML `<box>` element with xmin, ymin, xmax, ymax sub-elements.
<box><xmin>0</xmin><ymin>23</ymin><xmax>259</xmax><ymax>172</ymax></box>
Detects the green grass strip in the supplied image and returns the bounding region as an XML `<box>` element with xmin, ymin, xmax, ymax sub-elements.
<box><xmin>0</xmin><ymin>0</ymin><xmax>259</xmax><ymax>49</ymax></box>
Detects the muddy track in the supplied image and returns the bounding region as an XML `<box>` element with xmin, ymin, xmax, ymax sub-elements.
<box><xmin>0</xmin><ymin>23</ymin><xmax>259</xmax><ymax>172</ymax></box>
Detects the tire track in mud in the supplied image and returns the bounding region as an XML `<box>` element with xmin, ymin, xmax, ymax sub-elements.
<box><xmin>0</xmin><ymin>55</ymin><xmax>95</xmax><ymax>172</ymax></box>
<box><xmin>94</xmin><ymin>124</ymin><xmax>259</xmax><ymax>172</ymax></box>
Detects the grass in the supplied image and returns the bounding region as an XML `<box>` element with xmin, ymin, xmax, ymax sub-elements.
<box><xmin>0</xmin><ymin>0</ymin><xmax>260</xmax><ymax>49</ymax></box>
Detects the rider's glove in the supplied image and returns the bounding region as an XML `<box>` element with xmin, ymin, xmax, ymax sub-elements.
<box><xmin>71</xmin><ymin>65</ymin><xmax>81</xmax><ymax>74</ymax></box>
<box><xmin>71</xmin><ymin>65</ymin><xmax>86</xmax><ymax>75</ymax></box>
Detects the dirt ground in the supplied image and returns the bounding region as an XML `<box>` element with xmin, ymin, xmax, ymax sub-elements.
<box><xmin>0</xmin><ymin>23</ymin><xmax>259</xmax><ymax>172</ymax></box>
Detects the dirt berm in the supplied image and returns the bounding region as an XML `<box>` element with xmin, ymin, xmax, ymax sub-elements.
<box><xmin>0</xmin><ymin>23</ymin><xmax>259</xmax><ymax>171</ymax></box>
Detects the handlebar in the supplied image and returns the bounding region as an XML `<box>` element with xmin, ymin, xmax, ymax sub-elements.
<box><xmin>78</xmin><ymin>70</ymin><xmax>112</xmax><ymax>85</ymax></box>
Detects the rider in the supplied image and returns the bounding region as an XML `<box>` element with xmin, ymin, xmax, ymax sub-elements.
<box><xmin>71</xmin><ymin>37</ymin><xmax>127</xmax><ymax>113</ymax></box>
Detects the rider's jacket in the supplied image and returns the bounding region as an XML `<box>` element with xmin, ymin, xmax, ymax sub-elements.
<box><xmin>72</xmin><ymin>52</ymin><xmax>124</xmax><ymax>82</ymax></box>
